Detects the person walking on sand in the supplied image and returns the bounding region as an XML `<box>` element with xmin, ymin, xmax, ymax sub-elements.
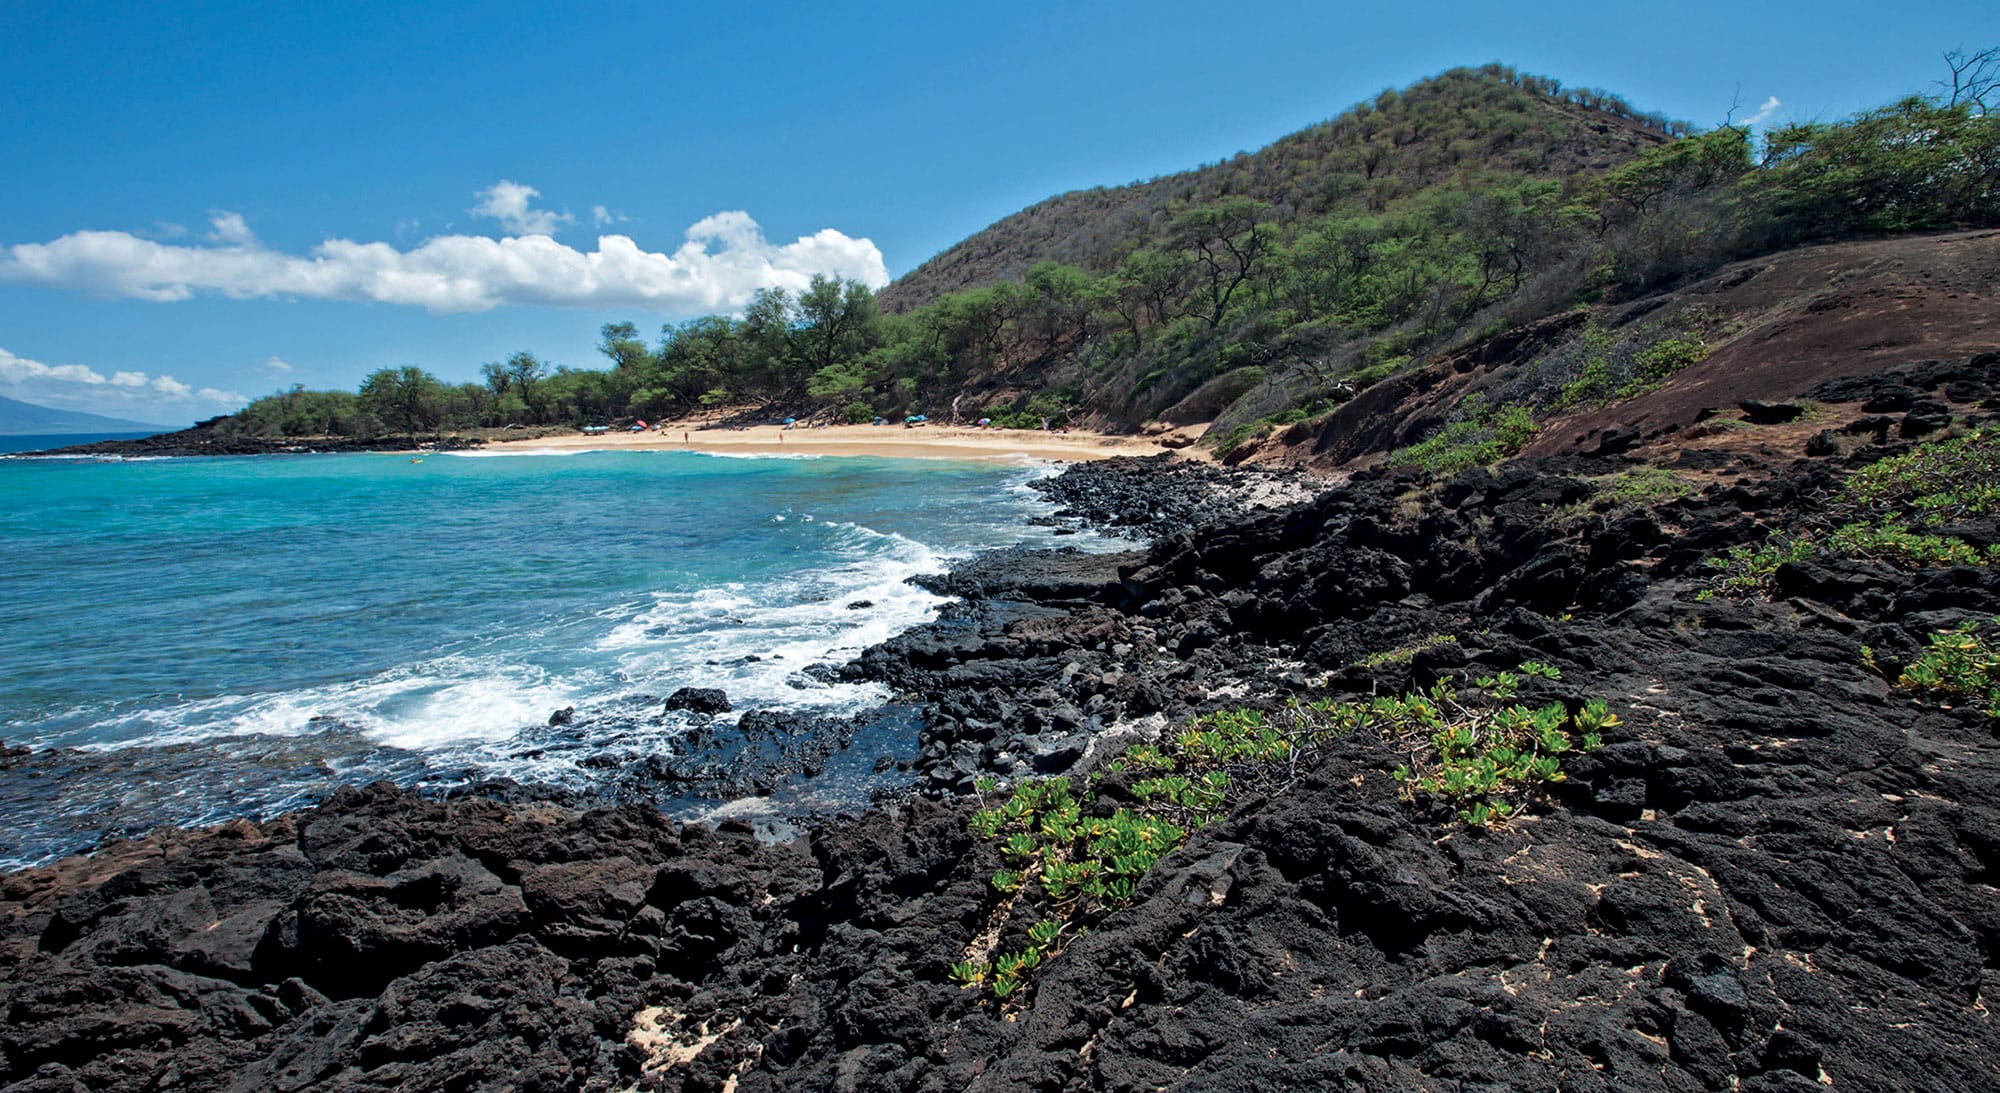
<box><xmin>683</xmin><ymin>431</ymin><xmax>690</xmax><ymax>446</ymax></box>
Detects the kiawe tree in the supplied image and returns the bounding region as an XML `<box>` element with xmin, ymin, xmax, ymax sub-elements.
<box><xmin>504</xmin><ymin>352</ymin><xmax>549</xmax><ymax>421</ymax></box>
<box><xmin>1171</xmin><ymin>197</ymin><xmax>1272</xmax><ymax>328</ymax></box>
<box><xmin>597</xmin><ymin>322</ymin><xmax>654</xmax><ymax>373</ymax></box>
<box><xmin>794</xmin><ymin>275</ymin><xmax>882</xmax><ymax>391</ymax></box>
<box><xmin>358</xmin><ymin>366</ymin><xmax>444</xmax><ymax>435</ymax></box>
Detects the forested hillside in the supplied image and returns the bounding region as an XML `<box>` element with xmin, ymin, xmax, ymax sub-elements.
<box><xmin>877</xmin><ymin>66</ymin><xmax>1680</xmax><ymax>311</ymax></box>
<box><xmin>209</xmin><ymin>62</ymin><xmax>1998</xmax><ymax>448</ymax></box>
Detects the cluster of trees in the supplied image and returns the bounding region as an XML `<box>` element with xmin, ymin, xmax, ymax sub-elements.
<box><xmin>228</xmin><ymin>357</ymin><xmax>616</xmax><ymax>438</ymax></box>
<box><xmin>222</xmin><ymin>62</ymin><xmax>1998</xmax><ymax>442</ymax></box>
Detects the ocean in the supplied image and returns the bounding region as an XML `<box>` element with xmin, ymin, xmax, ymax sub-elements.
<box><xmin>0</xmin><ymin>448</ymin><xmax>1107</xmax><ymax>867</ymax></box>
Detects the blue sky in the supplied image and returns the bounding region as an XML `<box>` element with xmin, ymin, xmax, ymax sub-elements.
<box><xmin>2</xmin><ymin>0</ymin><xmax>1993</xmax><ymax>426</ymax></box>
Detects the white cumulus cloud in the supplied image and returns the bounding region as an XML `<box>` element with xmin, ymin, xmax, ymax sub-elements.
<box><xmin>0</xmin><ymin>345</ymin><xmax>248</xmax><ymax>418</ymax></box>
<box><xmin>150</xmin><ymin>374</ymin><xmax>194</xmax><ymax>399</ymax></box>
<box><xmin>0</xmin><ymin>201</ymin><xmax>890</xmax><ymax>315</ymax></box>
<box><xmin>471</xmin><ymin>180</ymin><xmax>572</xmax><ymax>236</ymax></box>
<box><xmin>0</xmin><ymin>347</ymin><xmax>107</xmax><ymax>386</ymax></box>
<box><xmin>207</xmin><ymin>211</ymin><xmax>256</xmax><ymax>245</ymax></box>
<box><xmin>1744</xmin><ymin>96</ymin><xmax>1782</xmax><ymax>127</ymax></box>
<box><xmin>262</xmin><ymin>356</ymin><xmax>295</xmax><ymax>373</ymax></box>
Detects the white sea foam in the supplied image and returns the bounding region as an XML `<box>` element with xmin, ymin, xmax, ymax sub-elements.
<box><xmin>55</xmin><ymin>516</ymin><xmax>950</xmax><ymax>789</ymax></box>
<box><xmin>595</xmin><ymin>519</ymin><xmax>948</xmax><ymax>719</ymax></box>
<box><xmin>71</xmin><ymin>656</ymin><xmax>586</xmax><ymax>753</ymax></box>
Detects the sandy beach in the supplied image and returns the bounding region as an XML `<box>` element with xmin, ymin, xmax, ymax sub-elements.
<box><xmin>483</xmin><ymin>421</ymin><xmax>1209</xmax><ymax>462</ymax></box>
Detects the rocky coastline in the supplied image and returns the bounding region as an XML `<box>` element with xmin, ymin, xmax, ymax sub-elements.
<box><xmin>6</xmin><ymin>357</ymin><xmax>2000</xmax><ymax>1090</ymax></box>
<box><xmin>16</xmin><ymin>421</ymin><xmax>487</xmax><ymax>459</ymax></box>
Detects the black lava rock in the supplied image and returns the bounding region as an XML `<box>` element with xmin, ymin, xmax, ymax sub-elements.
<box><xmin>664</xmin><ymin>687</ymin><xmax>732</xmax><ymax>715</ymax></box>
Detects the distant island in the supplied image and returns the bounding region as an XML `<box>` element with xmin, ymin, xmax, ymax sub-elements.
<box><xmin>0</xmin><ymin>393</ymin><xmax>166</xmax><ymax>436</ymax></box>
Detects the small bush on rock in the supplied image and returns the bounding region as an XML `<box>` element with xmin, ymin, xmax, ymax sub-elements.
<box><xmin>1844</xmin><ymin>425</ymin><xmax>2000</xmax><ymax>524</ymax></box>
<box><xmin>1702</xmin><ymin>427</ymin><xmax>2000</xmax><ymax>596</ymax></box>
<box><xmin>1895</xmin><ymin>621</ymin><xmax>2000</xmax><ymax>720</ymax></box>
<box><xmin>1385</xmin><ymin>395</ymin><xmax>1538</xmax><ymax>477</ymax></box>
<box><xmin>955</xmin><ymin>676</ymin><xmax>1620</xmax><ymax>1000</ymax></box>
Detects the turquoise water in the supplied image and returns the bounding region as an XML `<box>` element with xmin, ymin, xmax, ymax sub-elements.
<box><xmin>0</xmin><ymin>448</ymin><xmax>1097</xmax><ymax>866</ymax></box>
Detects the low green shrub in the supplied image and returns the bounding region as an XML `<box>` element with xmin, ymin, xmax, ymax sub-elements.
<box><xmin>1590</xmin><ymin>466</ymin><xmax>1695</xmax><ymax>508</ymax></box>
<box><xmin>1384</xmin><ymin>395</ymin><xmax>1538</xmax><ymax>477</ymax></box>
<box><xmin>1354</xmin><ymin>633</ymin><xmax>1458</xmax><ymax>668</ymax></box>
<box><xmin>954</xmin><ymin>676</ymin><xmax>1619</xmax><ymax>1000</ymax></box>
<box><xmin>983</xmin><ymin>392</ymin><xmax>1079</xmax><ymax>430</ymax></box>
<box><xmin>1843</xmin><ymin>425</ymin><xmax>2000</xmax><ymax>525</ymax></box>
<box><xmin>1824</xmin><ymin>523</ymin><xmax>2000</xmax><ymax>568</ymax></box>
<box><xmin>1393</xmin><ymin>690</ymin><xmax>1615</xmax><ymax>826</ymax></box>
<box><xmin>1348</xmin><ymin>356</ymin><xmax>1408</xmax><ymax>390</ymax></box>
<box><xmin>1895</xmin><ymin>621</ymin><xmax>2000</xmax><ymax>720</ymax></box>
<box><xmin>1701</xmin><ymin>428</ymin><xmax>2000</xmax><ymax>597</ymax></box>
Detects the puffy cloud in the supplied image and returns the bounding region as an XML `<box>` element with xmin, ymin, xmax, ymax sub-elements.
<box><xmin>0</xmin><ymin>347</ymin><xmax>107</xmax><ymax>386</ymax></box>
<box><xmin>208</xmin><ymin>211</ymin><xmax>255</xmax><ymax>245</ymax></box>
<box><xmin>150</xmin><ymin>374</ymin><xmax>194</xmax><ymax>398</ymax></box>
<box><xmin>0</xmin><ymin>345</ymin><xmax>247</xmax><ymax>416</ymax></box>
<box><xmin>0</xmin><ymin>205</ymin><xmax>890</xmax><ymax>315</ymax></box>
<box><xmin>261</xmin><ymin>356</ymin><xmax>294</xmax><ymax>372</ymax></box>
<box><xmin>1744</xmin><ymin>96</ymin><xmax>1782</xmax><ymax>127</ymax></box>
<box><xmin>471</xmin><ymin>180</ymin><xmax>572</xmax><ymax>236</ymax></box>
<box><xmin>592</xmin><ymin>205</ymin><xmax>627</xmax><ymax>228</ymax></box>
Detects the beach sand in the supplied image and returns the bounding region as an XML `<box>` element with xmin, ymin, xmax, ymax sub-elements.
<box><xmin>483</xmin><ymin>422</ymin><xmax>1209</xmax><ymax>462</ymax></box>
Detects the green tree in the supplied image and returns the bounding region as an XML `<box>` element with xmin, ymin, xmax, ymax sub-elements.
<box><xmin>738</xmin><ymin>286</ymin><xmax>796</xmax><ymax>395</ymax></box>
<box><xmin>1172</xmin><ymin>198</ymin><xmax>1273</xmax><ymax>328</ymax></box>
<box><xmin>598</xmin><ymin>322</ymin><xmax>654</xmax><ymax>373</ymax></box>
<box><xmin>653</xmin><ymin>315</ymin><xmax>748</xmax><ymax>410</ymax></box>
<box><xmin>792</xmin><ymin>275</ymin><xmax>882</xmax><ymax>386</ymax></box>
<box><xmin>505</xmin><ymin>352</ymin><xmax>549</xmax><ymax>421</ymax></box>
<box><xmin>358</xmin><ymin>366</ymin><xmax>445</xmax><ymax>435</ymax></box>
<box><xmin>1754</xmin><ymin>97</ymin><xmax>2000</xmax><ymax>237</ymax></box>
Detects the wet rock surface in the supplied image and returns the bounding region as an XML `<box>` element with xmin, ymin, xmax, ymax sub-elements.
<box><xmin>7</xmin><ymin>403</ymin><xmax>2000</xmax><ymax>1090</ymax></box>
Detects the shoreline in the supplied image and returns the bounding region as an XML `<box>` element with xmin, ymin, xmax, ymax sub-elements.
<box><xmin>9</xmin><ymin>421</ymin><xmax>1211</xmax><ymax>463</ymax></box>
<box><xmin>477</xmin><ymin>420</ymin><xmax>1210</xmax><ymax>463</ymax></box>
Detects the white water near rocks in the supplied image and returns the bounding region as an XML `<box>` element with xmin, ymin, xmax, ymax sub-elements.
<box><xmin>0</xmin><ymin>449</ymin><xmax>1113</xmax><ymax>867</ymax></box>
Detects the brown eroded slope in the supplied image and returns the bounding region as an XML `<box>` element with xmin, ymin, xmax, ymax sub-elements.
<box><xmin>1288</xmin><ymin>230</ymin><xmax>2000</xmax><ymax>470</ymax></box>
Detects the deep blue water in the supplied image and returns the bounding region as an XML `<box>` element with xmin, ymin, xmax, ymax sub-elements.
<box><xmin>0</xmin><ymin>448</ymin><xmax>1100</xmax><ymax>866</ymax></box>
